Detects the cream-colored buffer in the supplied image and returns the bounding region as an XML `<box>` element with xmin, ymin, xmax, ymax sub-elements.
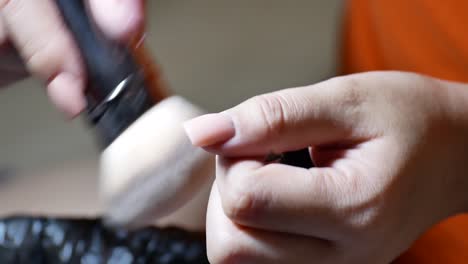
<box><xmin>100</xmin><ymin>96</ymin><xmax>215</xmax><ymax>228</ymax></box>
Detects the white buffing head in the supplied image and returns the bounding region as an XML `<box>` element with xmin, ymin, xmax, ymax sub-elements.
<box><xmin>100</xmin><ymin>96</ymin><xmax>214</xmax><ymax>228</ymax></box>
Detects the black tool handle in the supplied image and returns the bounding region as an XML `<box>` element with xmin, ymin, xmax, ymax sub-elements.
<box><xmin>55</xmin><ymin>0</ymin><xmax>139</xmax><ymax>102</ymax></box>
<box><xmin>281</xmin><ymin>148</ymin><xmax>314</xmax><ymax>169</ymax></box>
<box><xmin>55</xmin><ymin>0</ymin><xmax>152</xmax><ymax>147</ymax></box>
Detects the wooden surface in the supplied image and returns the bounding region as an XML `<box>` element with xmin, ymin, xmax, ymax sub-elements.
<box><xmin>395</xmin><ymin>214</ymin><xmax>468</xmax><ymax>263</ymax></box>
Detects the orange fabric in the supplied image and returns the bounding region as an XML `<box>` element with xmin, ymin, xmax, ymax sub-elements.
<box><xmin>341</xmin><ymin>0</ymin><xmax>468</xmax><ymax>83</ymax></box>
<box><xmin>342</xmin><ymin>1</ymin><xmax>468</xmax><ymax>262</ymax></box>
<box><xmin>395</xmin><ymin>215</ymin><xmax>468</xmax><ymax>263</ymax></box>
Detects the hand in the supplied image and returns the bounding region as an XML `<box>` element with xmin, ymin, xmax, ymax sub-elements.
<box><xmin>184</xmin><ymin>71</ymin><xmax>468</xmax><ymax>263</ymax></box>
<box><xmin>0</xmin><ymin>0</ymin><xmax>144</xmax><ymax>117</ymax></box>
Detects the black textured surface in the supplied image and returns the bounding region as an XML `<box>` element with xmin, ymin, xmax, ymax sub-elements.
<box><xmin>0</xmin><ymin>217</ymin><xmax>209</xmax><ymax>264</ymax></box>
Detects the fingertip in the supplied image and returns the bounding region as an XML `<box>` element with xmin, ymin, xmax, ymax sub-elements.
<box><xmin>47</xmin><ymin>73</ymin><xmax>86</xmax><ymax>119</ymax></box>
<box><xmin>88</xmin><ymin>0</ymin><xmax>145</xmax><ymax>41</ymax></box>
<box><xmin>183</xmin><ymin>113</ymin><xmax>235</xmax><ymax>147</ymax></box>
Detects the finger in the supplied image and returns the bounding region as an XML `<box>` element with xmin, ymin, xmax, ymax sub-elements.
<box><xmin>48</xmin><ymin>72</ymin><xmax>86</xmax><ymax>118</ymax></box>
<box><xmin>1</xmin><ymin>0</ymin><xmax>86</xmax><ymax>116</ymax></box>
<box><xmin>88</xmin><ymin>0</ymin><xmax>145</xmax><ymax>41</ymax></box>
<box><xmin>215</xmin><ymin>156</ymin><xmax>355</xmax><ymax>242</ymax></box>
<box><xmin>215</xmin><ymin>139</ymin><xmax>393</xmax><ymax>242</ymax></box>
<box><xmin>184</xmin><ymin>76</ymin><xmax>369</xmax><ymax>157</ymax></box>
<box><xmin>206</xmin><ymin>183</ymin><xmax>336</xmax><ymax>264</ymax></box>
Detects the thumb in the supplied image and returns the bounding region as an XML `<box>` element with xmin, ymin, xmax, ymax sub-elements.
<box><xmin>184</xmin><ymin>80</ymin><xmax>358</xmax><ymax>157</ymax></box>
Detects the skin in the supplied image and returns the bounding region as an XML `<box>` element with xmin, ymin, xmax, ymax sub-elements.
<box><xmin>0</xmin><ymin>0</ymin><xmax>144</xmax><ymax>117</ymax></box>
<box><xmin>184</xmin><ymin>71</ymin><xmax>468</xmax><ymax>263</ymax></box>
<box><xmin>0</xmin><ymin>0</ymin><xmax>211</xmax><ymax>232</ymax></box>
<box><xmin>2</xmin><ymin>1</ymin><xmax>468</xmax><ymax>263</ymax></box>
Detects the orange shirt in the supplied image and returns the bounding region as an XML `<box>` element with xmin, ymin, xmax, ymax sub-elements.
<box><xmin>341</xmin><ymin>0</ymin><xmax>468</xmax><ymax>83</ymax></box>
<box><xmin>342</xmin><ymin>1</ymin><xmax>468</xmax><ymax>262</ymax></box>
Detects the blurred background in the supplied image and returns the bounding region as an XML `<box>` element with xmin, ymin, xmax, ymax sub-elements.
<box><xmin>0</xmin><ymin>0</ymin><xmax>342</xmax><ymax>218</ymax></box>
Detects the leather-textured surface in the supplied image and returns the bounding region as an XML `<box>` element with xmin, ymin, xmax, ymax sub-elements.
<box><xmin>0</xmin><ymin>216</ymin><xmax>209</xmax><ymax>264</ymax></box>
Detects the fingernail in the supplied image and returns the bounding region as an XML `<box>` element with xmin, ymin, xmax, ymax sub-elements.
<box><xmin>183</xmin><ymin>113</ymin><xmax>235</xmax><ymax>147</ymax></box>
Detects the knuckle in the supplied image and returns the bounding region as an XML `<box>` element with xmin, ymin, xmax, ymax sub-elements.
<box><xmin>338</xmin><ymin>77</ymin><xmax>366</xmax><ymax>105</ymax></box>
<box><xmin>222</xmin><ymin>185</ymin><xmax>257</xmax><ymax>221</ymax></box>
<box><xmin>24</xmin><ymin>34</ymin><xmax>65</xmax><ymax>78</ymax></box>
<box><xmin>23</xmin><ymin>26</ymin><xmax>79</xmax><ymax>80</ymax></box>
<box><xmin>249</xmin><ymin>93</ymin><xmax>289</xmax><ymax>139</ymax></box>
<box><xmin>340</xmin><ymin>204</ymin><xmax>381</xmax><ymax>241</ymax></box>
<box><xmin>327</xmin><ymin>75</ymin><xmax>368</xmax><ymax>122</ymax></box>
<box><xmin>329</xmin><ymin>75</ymin><xmax>365</xmax><ymax>101</ymax></box>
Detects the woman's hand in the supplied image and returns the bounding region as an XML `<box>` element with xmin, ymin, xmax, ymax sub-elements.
<box><xmin>0</xmin><ymin>0</ymin><xmax>144</xmax><ymax>117</ymax></box>
<box><xmin>184</xmin><ymin>71</ymin><xmax>468</xmax><ymax>263</ymax></box>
